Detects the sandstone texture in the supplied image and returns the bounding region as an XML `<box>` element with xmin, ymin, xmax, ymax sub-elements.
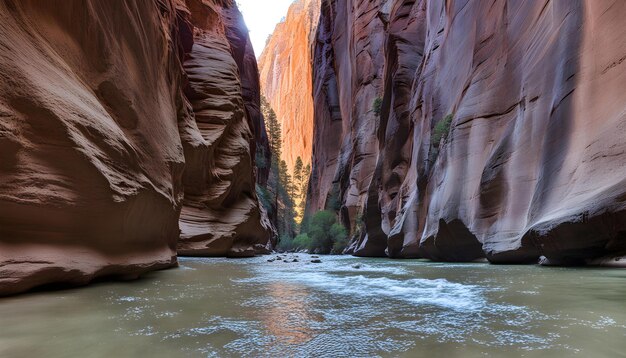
<box><xmin>258</xmin><ymin>0</ymin><xmax>320</xmax><ymax>171</ymax></box>
<box><xmin>0</xmin><ymin>0</ymin><xmax>270</xmax><ymax>296</ymax></box>
<box><xmin>307</xmin><ymin>0</ymin><xmax>387</xmax><ymax>239</ymax></box>
<box><xmin>176</xmin><ymin>0</ymin><xmax>273</xmax><ymax>257</ymax></box>
<box><xmin>308</xmin><ymin>0</ymin><xmax>626</xmax><ymax>264</ymax></box>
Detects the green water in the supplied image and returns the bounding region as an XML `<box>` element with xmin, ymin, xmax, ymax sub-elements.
<box><xmin>1</xmin><ymin>255</ymin><xmax>625</xmax><ymax>357</ymax></box>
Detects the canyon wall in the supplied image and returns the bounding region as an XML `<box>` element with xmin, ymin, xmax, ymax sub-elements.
<box><xmin>176</xmin><ymin>0</ymin><xmax>273</xmax><ymax>257</ymax></box>
<box><xmin>307</xmin><ymin>0</ymin><xmax>386</xmax><ymax>230</ymax></box>
<box><xmin>309</xmin><ymin>0</ymin><xmax>626</xmax><ymax>265</ymax></box>
<box><xmin>258</xmin><ymin>0</ymin><xmax>320</xmax><ymax>170</ymax></box>
<box><xmin>0</xmin><ymin>0</ymin><xmax>271</xmax><ymax>296</ymax></box>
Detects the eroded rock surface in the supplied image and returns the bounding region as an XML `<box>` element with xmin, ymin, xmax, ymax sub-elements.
<box><xmin>176</xmin><ymin>0</ymin><xmax>272</xmax><ymax>257</ymax></box>
<box><xmin>307</xmin><ymin>0</ymin><xmax>387</xmax><ymax>251</ymax></box>
<box><xmin>0</xmin><ymin>0</ymin><xmax>270</xmax><ymax>295</ymax></box>
<box><xmin>308</xmin><ymin>0</ymin><xmax>626</xmax><ymax>264</ymax></box>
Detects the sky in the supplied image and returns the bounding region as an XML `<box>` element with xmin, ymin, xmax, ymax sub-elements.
<box><xmin>237</xmin><ymin>0</ymin><xmax>296</xmax><ymax>57</ymax></box>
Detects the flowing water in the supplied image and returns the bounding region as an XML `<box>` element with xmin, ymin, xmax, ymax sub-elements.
<box><xmin>1</xmin><ymin>255</ymin><xmax>625</xmax><ymax>357</ymax></box>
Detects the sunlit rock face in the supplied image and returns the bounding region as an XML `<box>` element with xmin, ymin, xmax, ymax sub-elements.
<box><xmin>309</xmin><ymin>0</ymin><xmax>626</xmax><ymax>264</ymax></box>
<box><xmin>258</xmin><ymin>0</ymin><xmax>320</xmax><ymax>170</ymax></box>
<box><xmin>0</xmin><ymin>0</ymin><xmax>271</xmax><ymax>295</ymax></box>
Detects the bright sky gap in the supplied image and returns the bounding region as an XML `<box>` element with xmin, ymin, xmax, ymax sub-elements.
<box><xmin>237</xmin><ymin>0</ymin><xmax>296</xmax><ymax>57</ymax></box>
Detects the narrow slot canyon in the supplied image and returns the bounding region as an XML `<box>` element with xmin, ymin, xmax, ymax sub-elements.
<box><xmin>1</xmin><ymin>0</ymin><xmax>626</xmax><ymax>356</ymax></box>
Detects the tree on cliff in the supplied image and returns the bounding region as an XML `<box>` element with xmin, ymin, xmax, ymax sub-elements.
<box><xmin>298</xmin><ymin>163</ymin><xmax>311</xmax><ymax>224</ymax></box>
<box><xmin>292</xmin><ymin>157</ymin><xmax>311</xmax><ymax>201</ymax></box>
<box><xmin>281</xmin><ymin>159</ymin><xmax>295</xmax><ymax>199</ymax></box>
<box><xmin>261</xmin><ymin>95</ymin><xmax>281</xmax><ymax>207</ymax></box>
<box><xmin>259</xmin><ymin>96</ymin><xmax>296</xmax><ymax>244</ymax></box>
<box><xmin>293</xmin><ymin>157</ymin><xmax>303</xmax><ymax>193</ymax></box>
<box><xmin>263</xmin><ymin>96</ymin><xmax>282</xmax><ymax>161</ymax></box>
<box><xmin>302</xmin><ymin>163</ymin><xmax>311</xmax><ymax>198</ymax></box>
<box><xmin>277</xmin><ymin>159</ymin><xmax>297</xmax><ymax>237</ymax></box>
<box><xmin>292</xmin><ymin>157</ymin><xmax>305</xmax><ymax>223</ymax></box>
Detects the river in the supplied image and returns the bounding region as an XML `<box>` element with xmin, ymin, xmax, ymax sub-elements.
<box><xmin>1</xmin><ymin>255</ymin><xmax>625</xmax><ymax>357</ymax></box>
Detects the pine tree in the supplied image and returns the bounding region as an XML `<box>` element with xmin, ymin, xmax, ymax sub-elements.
<box><xmin>293</xmin><ymin>157</ymin><xmax>303</xmax><ymax>190</ymax></box>
<box><xmin>298</xmin><ymin>163</ymin><xmax>311</xmax><ymax>217</ymax></box>
<box><xmin>302</xmin><ymin>163</ymin><xmax>311</xmax><ymax>201</ymax></box>
<box><xmin>262</xmin><ymin>98</ymin><xmax>282</xmax><ymax>162</ymax></box>
<box><xmin>292</xmin><ymin>157</ymin><xmax>304</xmax><ymax>223</ymax></box>
<box><xmin>279</xmin><ymin>160</ymin><xmax>292</xmax><ymax>196</ymax></box>
<box><xmin>259</xmin><ymin>96</ymin><xmax>297</xmax><ymax>244</ymax></box>
<box><xmin>277</xmin><ymin>159</ymin><xmax>296</xmax><ymax>238</ymax></box>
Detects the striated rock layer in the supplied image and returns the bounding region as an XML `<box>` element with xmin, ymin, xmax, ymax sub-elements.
<box><xmin>308</xmin><ymin>0</ymin><xmax>626</xmax><ymax>264</ymax></box>
<box><xmin>307</xmin><ymin>0</ymin><xmax>387</xmax><ymax>245</ymax></box>
<box><xmin>258</xmin><ymin>0</ymin><xmax>320</xmax><ymax>171</ymax></box>
<box><xmin>0</xmin><ymin>0</ymin><xmax>270</xmax><ymax>296</ymax></box>
<box><xmin>176</xmin><ymin>0</ymin><xmax>273</xmax><ymax>257</ymax></box>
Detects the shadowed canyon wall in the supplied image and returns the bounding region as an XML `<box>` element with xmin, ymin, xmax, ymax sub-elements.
<box><xmin>176</xmin><ymin>0</ymin><xmax>273</xmax><ymax>257</ymax></box>
<box><xmin>258</xmin><ymin>0</ymin><xmax>320</xmax><ymax>171</ymax></box>
<box><xmin>308</xmin><ymin>0</ymin><xmax>626</xmax><ymax>265</ymax></box>
<box><xmin>307</xmin><ymin>0</ymin><xmax>387</xmax><ymax>240</ymax></box>
<box><xmin>0</xmin><ymin>0</ymin><xmax>271</xmax><ymax>296</ymax></box>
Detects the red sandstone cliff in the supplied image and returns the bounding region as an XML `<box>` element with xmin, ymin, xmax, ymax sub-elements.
<box><xmin>258</xmin><ymin>0</ymin><xmax>320</xmax><ymax>171</ymax></box>
<box><xmin>307</xmin><ymin>0</ymin><xmax>387</xmax><ymax>239</ymax></box>
<box><xmin>309</xmin><ymin>0</ymin><xmax>626</xmax><ymax>265</ymax></box>
<box><xmin>0</xmin><ymin>0</ymin><xmax>271</xmax><ymax>296</ymax></box>
<box><xmin>176</xmin><ymin>0</ymin><xmax>273</xmax><ymax>257</ymax></box>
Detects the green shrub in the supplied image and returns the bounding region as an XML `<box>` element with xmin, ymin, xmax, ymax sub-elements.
<box><xmin>293</xmin><ymin>233</ymin><xmax>313</xmax><ymax>250</ymax></box>
<box><xmin>431</xmin><ymin>114</ymin><xmax>453</xmax><ymax>148</ymax></box>
<box><xmin>304</xmin><ymin>210</ymin><xmax>348</xmax><ymax>254</ymax></box>
<box><xmin>280</xmin><ymin>210</ymin><xmax>350</xmax><ymax>254</ymax></box>
<box><xmin>308</xmin><ymin>211</ymin><xmax>335</xmax><ymax>253</ymax></box>
<box><xmin>276</xmin><ymin>234</ymin><xmax>294</xmax><ymax>251</ymax></box>
<box><xmin>330</xmin><ymin>223</ymin><xmax>349</xmax><ymax>254</ymax></box>
<box><xmin>372</xmin><ymin>97</ymin><xmax>383</xmax><ymax>117</ymax></box>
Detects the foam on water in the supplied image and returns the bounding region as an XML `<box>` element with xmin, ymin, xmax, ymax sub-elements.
<box><xmin>2</xmin><ymin>255</ymin><xmax>625</xmax><ymax>357</ymax></box>
<box><xmin>234</xmin><ymin>256</ymin><xmax>485</xmax><ymax>311</ymax></box>
<box><xmin>242</xmin><ymin>271</ymin><xmax>485</xmax><ymax>311</ymax></box>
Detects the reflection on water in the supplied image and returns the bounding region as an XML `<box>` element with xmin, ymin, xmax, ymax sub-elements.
<box><xmin>260</xmin><ymin>282</ymin><xmax>318</xmax><ymax>346</ymax></box>
<box><xmin>1</xmin><ymin>255</ymin><xmax>625</xmax><ymax>357</ymax></box>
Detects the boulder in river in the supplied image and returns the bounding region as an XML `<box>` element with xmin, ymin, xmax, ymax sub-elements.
<box><xmin>227</xmin><ymin>246</ymin><xmax>257</xmax><ymax>258</ymax></box>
